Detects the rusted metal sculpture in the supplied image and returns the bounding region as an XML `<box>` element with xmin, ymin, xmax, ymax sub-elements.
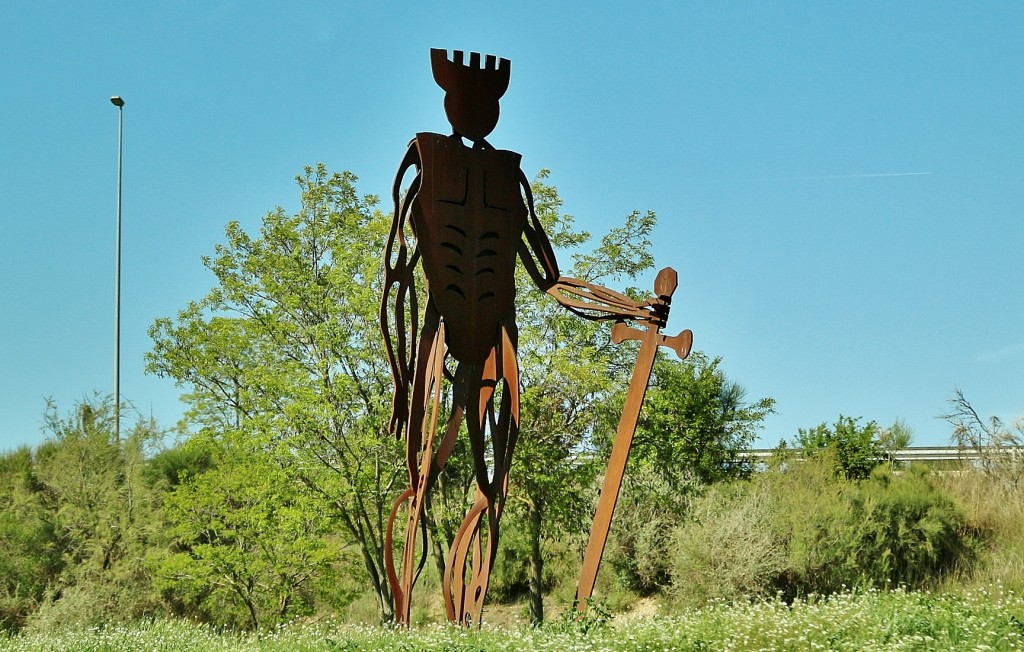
<box><xmin>575</xmin><ymin>268</ymin><xmax>692</xmax><ymax>612</ymax></box>
<box><xmin>380</xmin><ymin>48</ymin><xmax>691</xmax><ymax>626</ymax></box>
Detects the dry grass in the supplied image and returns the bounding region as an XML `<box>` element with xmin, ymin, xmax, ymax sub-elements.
<box><xmin>936</xmin><ymin>465</ymin><xmax>1024</xmax><ymax>593</ymax></box>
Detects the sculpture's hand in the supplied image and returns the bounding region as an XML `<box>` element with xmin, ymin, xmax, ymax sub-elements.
<box><xmin>389</xmin><ymin>390</ymin><xmax>409</xmax><ymax>440</ymax></box>
<box><xmin>636</xmin><ymin>296</ymin><xmax>669</xmax><ymax>330</ymax></box>
<box><xmin>638</xmin><ymin>267</ymin><xmax>679</xmax><ymax>330</ymax></box>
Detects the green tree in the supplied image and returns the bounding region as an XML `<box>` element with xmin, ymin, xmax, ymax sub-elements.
<box><xmin>148</xmin><ymin>165</ymin><xmax>405</xmax><ymax>621</ymax></box>
<box><xmin>634</xmin><ymin>354</ymin><xmax>775</xmax><ymax>487</ymax></box>
<box><xmin>17</xmin><ymin>399</ymin><xmax>165</xmax><ymax>629</ymax></box>
<box><xmin>154</xmin><ymin>430</ymin><xmax>339</xmax><ymax>630</ymax></box>
<box><xmin>878</xmin><ymin>418</ymin><xmax>914</xmax><ymax>453</ymax></box>
<box><xmin>795</xmin><ymin>415</ymin><xmax>886</xmax><ymax>480</ymax></box>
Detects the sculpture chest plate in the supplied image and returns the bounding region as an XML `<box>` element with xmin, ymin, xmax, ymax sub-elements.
<box><xmin>412</xmin><ymin>132</ymin><xmax>528</xmax><ymax>363</ymax></box>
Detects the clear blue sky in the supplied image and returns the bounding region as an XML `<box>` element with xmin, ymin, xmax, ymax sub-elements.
<box><xmin>2</xmin><ymin>2</ymin><xmax>1021</xmax><ymax>451</ymax></box>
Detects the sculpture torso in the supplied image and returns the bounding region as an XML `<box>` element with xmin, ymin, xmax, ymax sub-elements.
<box><xmin>411</xmin><ymin>132</ymin><xmax>528</xmax><ymax>363</ymax></box>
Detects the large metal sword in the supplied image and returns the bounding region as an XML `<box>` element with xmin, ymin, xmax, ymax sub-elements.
<box><xmin>575</xmin><ymin>267</ymin><xmax>692</xmax><ymax>612</ymax></box>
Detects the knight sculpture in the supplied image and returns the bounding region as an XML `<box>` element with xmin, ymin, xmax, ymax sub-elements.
<box><xmin>380</xmin><ymin>48</ymin><xmax>690</xmax><ymax>626</ymax></box>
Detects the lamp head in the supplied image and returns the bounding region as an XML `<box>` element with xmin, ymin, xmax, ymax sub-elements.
<box><xmin>110</xmin><ymin>96</ymin><xmax>124</xmax><ymax>107</ymax></box>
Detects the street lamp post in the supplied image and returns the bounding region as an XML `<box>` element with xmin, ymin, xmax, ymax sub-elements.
<box><xmin>110</xmin><ymin>95</ymin><xmax>124</xmax><ymax>439</ymax></box>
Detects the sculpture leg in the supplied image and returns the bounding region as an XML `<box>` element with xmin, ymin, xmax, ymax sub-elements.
<box><xmin>444</xmin><ymin>489</ymin><xmax>489</xmax><ymax>625</ymax></box>
<box><xmin>443</xmin><ymin>325</ymin><xmax>520</xmax><ymax>626</ymax></box>
<box><xmin>385</xmin><ymin>312</ymin><xmax>445</xmax><ymax>625</ymax></box>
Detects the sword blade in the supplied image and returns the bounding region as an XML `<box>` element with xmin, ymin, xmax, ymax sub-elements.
<box><xmin>575</xmin><ymin>326</ymin><xmax>660</xmax><ymax>610</ymax></box>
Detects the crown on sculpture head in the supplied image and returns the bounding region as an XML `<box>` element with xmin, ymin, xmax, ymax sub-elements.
<box><xmin>431</xmin><ymin>49</ymin><xmax>510</xmax><ymax>102</ymax></box>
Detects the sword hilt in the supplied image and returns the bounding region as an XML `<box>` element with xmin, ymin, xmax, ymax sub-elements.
<box><xmin>654</xmin><ymin>267</ymin><xmax>678</xmax><ymax>299</ymax></box>
<box><xmin>610</xmin><ymin>267</ymin><xmax>692</xmax><ymax>360</ymax></box>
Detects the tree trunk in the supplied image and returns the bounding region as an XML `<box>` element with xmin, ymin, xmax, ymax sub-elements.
<box><xmin>527</xmin><ymin>501</ymin><xmax>544</xmax><ymax>624</ymax></box>
<box><xmin>337</xmin><ymin>506</ymin><xmax>395</xmax><ymax>623</ymax></box>
<box><xmin>234</xmin><ymin>583</ymin><xmax>259</xmax><ymax>631</ymax></box>
<box><xmin>358</xmin><ymin>542</ymin><xmax>395</xmax><ymax>623</ymax></box>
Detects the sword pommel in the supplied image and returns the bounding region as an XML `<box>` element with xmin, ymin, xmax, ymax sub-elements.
<box><xmin>610</xmin><ymin>265</ymin><xmax>692</xmax><ymax>361</ymax></box>
<box><xmin>654</xmin><ymin>267</ymin><xmax>678</xmax><ymax>299</ymax></box>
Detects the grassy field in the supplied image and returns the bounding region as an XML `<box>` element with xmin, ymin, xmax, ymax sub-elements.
<box><xmin>4</xmin><ymin>587</ymin><xmax>1023</xmax><ymax>652</ymax></box>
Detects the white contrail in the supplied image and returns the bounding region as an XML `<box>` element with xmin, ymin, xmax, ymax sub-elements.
<box><xmin>977</xmin><ymin>341</ymin><xmax>1024</xmax><ymax>363</ymax></box>
<box><xmin>768</xmin><ymin>171</ymin><xmax>933</xmax><ymax>181</ymax></box>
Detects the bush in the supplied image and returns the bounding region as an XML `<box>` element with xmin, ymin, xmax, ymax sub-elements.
<box><xmin>668</xmin><ymin>457</ymin><xmax>980</xmax><ymax>604</ymax></box>
<box><xmin>841</xmin><ymin>467</ymin><xmax>978</xmax><ymax>588</ymax></box>
<box><xmin>794</xmin><ymin>415</ymin><xmax>887</xmax><ymax>480</ymax></box>
<box><xmin>605</xmin><ymin>470</ymin><xmax>698</xmax><ymax>597</ymax></box>
<box><xmin>669</xmin><ymin>480</ymin><xmax>788</xmax><ymax>606</ymax></box>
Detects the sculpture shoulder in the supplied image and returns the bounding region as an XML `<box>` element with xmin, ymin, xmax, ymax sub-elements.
<box><xmin>413</xmin><ymin>133</ymin><xmax>523</xmax><ymax>169</ymax></box>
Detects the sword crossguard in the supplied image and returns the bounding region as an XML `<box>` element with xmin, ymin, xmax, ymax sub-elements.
<box><xmin>611</xmin><ymin>322</ymin><xmax>693</xmax><ymax>360</ymax></box>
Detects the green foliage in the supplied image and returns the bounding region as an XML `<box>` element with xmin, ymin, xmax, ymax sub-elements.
<box><xmin>0</xmin><ymin>399</ymin><xmax>167</xmax><ymax>632</ymax></box>
<box><xmin>605</xmin><ymin>472</ymin><xmax>698</xmax><ymax>596</ymax></box>
<box><xmin>4</xmin><ymin>588</ymin><xmax>1024</xmax><ymax>651</ymax></box>
<box><xmin>545</xmin><ymin>598</ymin><xmax>612</xmax><ymax>635</ymax></box>
<box><xmin>879</xmin><ymin>418</ymin><xmax>914</xmax><ymax>452</ymax></box>
<box><xmin>0</xmin><ymin>447</ymin><xmax>57</xmax><ymax>630</ymax></box>
<box><xmin>37</xmin><ymin>402</ymin><xmax>166</xmax><ymax>629</ymax></box>
<box><xmin>486</xmin><ymin>511</ymin><xmax>580</xmax><ymax>608</ymax></box>
<box><xmin>670</xmin><ymin>457</ymin><xmax>979</xmax><ymax>604</ymax></box>
<box><xmin>632</xmin><ymin>352</ymin><xmax>775</xmax><ymax>487</ymax></box>
<box><xmin>144</xmin><ymin>442</ymin><xmax>214</xmax><ymax>489</ymax></box>
<box><xmin>670</xmin><ymin>479</ymin><xmax>787</xmax><ymax>606</ymax></box>
<box><xmin>147</xmin><ymin>164</ymin><xmax>405</xmax><ymax>621</ymax></box>
<box><xmin>153</xmin><ymin>430</ymin><xmax>342</xmax><ymax>630</ymax></box>
<box><xmin>795</xmin><ymin>415</ymin><xmax>887</xmax><ymax>479</ymax></box>
<box><xmin>839</xmin><ymin>466</ymin><xmax>978</xmax><ymax>589</ymax></box>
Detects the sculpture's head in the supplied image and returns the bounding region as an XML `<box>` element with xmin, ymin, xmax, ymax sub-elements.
<box><xmin>431</xmin><ymin>48</ymin><xmax>510</xmax><ymax>142</ymax></box>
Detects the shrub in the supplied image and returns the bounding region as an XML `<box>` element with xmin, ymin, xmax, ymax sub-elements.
<box><xmin>794</xmin><ymin>415</ymin><xmax>887</xmax><ymax>480</ymax></box>
<box><xmin>842</xmin><ymin>466</ymin><xmax>978</xmax><ymax>588</ymax></box>
<box><xmin>667</xmin><ymin>457</ymin><xmax>980</xmax><ymax>604</ymax></box>
<box><xmin>669</xmin><ymin>480</ymin><xmax>788</xmax><ymax>606</ymax></box>
<box><xmin>606</xmin><ymin>470</ymin><xmax>697</xmax><ymax>596</ymax></box>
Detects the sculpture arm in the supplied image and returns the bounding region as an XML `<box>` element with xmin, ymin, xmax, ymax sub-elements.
<box><xmin>516</xmin><ymin>170</ymin><xmax>665</xmax><ymax>326</ymax></box>
<box><xmin>380</xmin><ymin>141</ymin><xmax>422</xmax><ymax>439</ymax></box>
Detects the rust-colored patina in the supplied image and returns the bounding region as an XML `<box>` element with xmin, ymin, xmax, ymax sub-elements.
<box><xmin>380</xmin><ymin>48</ymin><xmax>691</xmax><ymax>626</ymax></box>
<box><xmin>575</xmin><ymin>268</ymin><xmax>692</xmax><ymax>613</ymax></box>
